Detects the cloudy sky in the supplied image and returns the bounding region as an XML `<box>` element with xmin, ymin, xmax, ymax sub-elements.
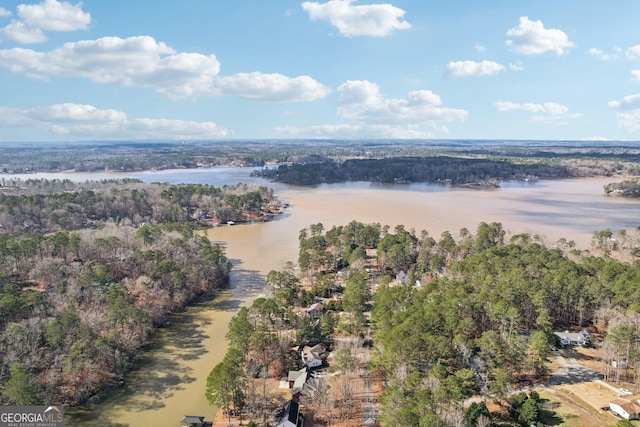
<box><xmin>0</xmin><ymin>0</ymin><xmax>639</xmax><ymax>142</ymax></box>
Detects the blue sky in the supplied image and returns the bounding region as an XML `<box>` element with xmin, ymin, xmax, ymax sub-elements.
<box><xmin>0</xmin><ymin>0</ymin><xmax>640</xmax><ymax>142</ymax></box>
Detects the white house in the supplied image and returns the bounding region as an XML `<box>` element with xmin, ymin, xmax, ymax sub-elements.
<box><xmin>302</xmin><ymin>343</ymin><xmax>328</xmax><ymax>368</ymax></box>
<box><xmin>554</xmin><ymin>329</ymin><xmax>590</xmax><ymax>347</ymax></box>
<box><xmin>610</xmin><ymin>395</ymin><xmax>640</xmax><ymax>420</ymax></box>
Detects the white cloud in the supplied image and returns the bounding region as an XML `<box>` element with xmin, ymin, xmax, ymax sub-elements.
<box><xmin>587</xmin><ymin>47</ymin><xmax>620</xmax><ymax>61</ymax></box>
<box><xmin>446</xmin><ymin>60</ymin><xmax>506</xmax><ymax>77</ymax></box>
<box><xmin>608</xmin><ymin>93</ymin><xmax>640</xmax><ymax>111</ymax></box>
<box><xmin>337</xmin><ymin>80</ymin><xmax>466</xmax><ymax>125</ymax></box>
<box><xmin>17</xmin><ymin>0</ymin><xmax>90</xmax><ymax>32</ymax></box>
<box><xmin>581</xmin><ymin>136</ymin><xmax>612</xmax><ymax>141</ymax></box>
<box><xmin>506</xmin><ymin>16</ymin><xmax>575</xmax><ymax>55</ymax></box>
<box><xmin>274</xmin><ymin>123</ymin><xmax>437</xmax><ymax>139</ymax></box>
<box><xmin>509</xmin><ymin>61</ymin><xmax>524</xmax><ymax>71</ymax></box>
<box><xmin>495</xmin><ymin>101</ymin><xmax>569</xmax><ymax>115</ymax></box>
<box><xmin>336</xmin><ymin>79</ymin><xmax>381</xmax><ymax>104</ymax></box>
<box><xmin>0</xmin><ymin>20</ymin><xmax>46</xmax><ymax>43</ymax></box>
<box><xmin>127</xmin><ymin>118</ymin><xmax>227</xmax><ymax>139</ymax></box>
<box><xmin>627</xmin><ymin>45</ymin><xmax>640</xmax><ymax>59</ymax></box>
<box><xmin>613</xmin><ymin>110</ymin><xmax>640</xmax><ymax>133</ymax></box>
<box><xmin>0</xmin><ymin>103</ymin><xmax>228</xmax><ymax>140</ymax></box>
<box><xmin>587</xmin><ymin>48</ymin><xmax>604</xmax><ymax>58</ymax></box>
<box><xmin>0</xmin><ymin>7</ymin><xmax>12</xmax><ymax>17</ymax></box>
<box><xmin>0</xmin><ymin>35</ymin><xmax>329</xmax><ymax>101</ymax></box>
<box><xmin>27</xmin><ymin>103</ymin><xmax>127</xmax><ymax>122</ymax></box>
<box><xmin>608</xmin><ymin>93</ymin><xmax>640</xmax><ymax>133</ymax></box>
<box><xmin>495</xmin><ymin>100</ymin><xmax>580</xmax><ymax>124</ymax></box>
<box><xmin>632</xmin><ymin>70</ymin><xmax>640</xmax><ymax>81</ymax></box>
<box><xmin>275</xmin><ymin>80</ymin><xmax>466</xmax><ymax>138</ymax></box>
<box><xmin>215</xmin><ymin>72</ymin><xmax>330</xmax><ymax>102</ymax></box>
<box><xmin>0</xmin><ymin>0</ymin><xmax>90</xmax><ymax>44</ymax></box>
<box><xmin>0</xmin><ymin>36</ymin><xmax>217</xmax><ymax>98</ymax></box>
<box><xmin>301</xmin><ymin>0</ymin><xmax>411</xmax><ymax>37</ymax></box>
<box><xmin>475</xmin><ymin>43</ymin><xmax>486</xmax><ymax>53</ymax></box>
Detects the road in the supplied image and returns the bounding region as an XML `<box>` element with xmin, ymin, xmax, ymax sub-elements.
<box><xmin>360</xmin><ymin>330</ymin><xmax>377</xmax><ymax>427</ymax></box>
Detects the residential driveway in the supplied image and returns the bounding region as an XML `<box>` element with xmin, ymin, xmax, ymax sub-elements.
<box><xmin>464</xmin><ymin>352</ymin><xmax>601</xmax><ymax>407</ymax></box>
<box><xmin>546</xmin><ymin>353</ymin><xmax>599</xmax><ymax>386</ymax></box>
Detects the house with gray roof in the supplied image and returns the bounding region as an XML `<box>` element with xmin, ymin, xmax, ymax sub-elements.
<box><xmin>554</xmin><ymin>329</ymin><xmax>591</xmax><ymax>346</ymax></box>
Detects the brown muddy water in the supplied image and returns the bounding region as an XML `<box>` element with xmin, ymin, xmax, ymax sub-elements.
<box><xmin>22</xmin><ymin>169</ymin><xmax>634</xmax><ymax>426</ymax></box>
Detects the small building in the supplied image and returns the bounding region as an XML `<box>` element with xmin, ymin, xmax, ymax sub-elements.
<box><xmin>180</xmin><ymin>415</ymin><xmax>205</xmax><ymax>427</ymax></box>
<box><xmin>302</xmin><ymin>343</ymin><xmax>328</xmax><ymax>368</ymax></box>
<box><xmin>610</xmin><ymin>395</ymin><xmax>640</xmax><ymax>420</ymax></box>
<box><xmin>274</xmin><ymin>399</ymin><xmax>304</xmax><ymax>427</ymax></box>
<box><xmin>554</xmin><ymin>329</ymin><xmax>590</xmax><ymax>347</ymax></box>
<box><xmin>305</xmin><ymin>303</ymin><xmax>324</xmax><ymax>318</ymax></box>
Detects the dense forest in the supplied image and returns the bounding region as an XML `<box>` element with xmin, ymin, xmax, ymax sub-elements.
<box><xmin>208</xmin><ymin>220</ymin><xmax>640</xmax><ymax>426</ymax></box>
<box><xmin>0</xmin><ymin>179</ymin><xmax>281</xmax><ymax>405</ymax></box>
<box><xmin>254</xmin><ymin>153</ymin><xmax>640</xmax><ymax>186</ymax></box>
<box><xmin>0</xmin><ymin>178</ymin><xmax>282</xmax><ymax>233</ymax></box>
<box><xmin>254</xmin><ymin>156</ymin><xmax>578</xmax><ymax>185</ymax></box>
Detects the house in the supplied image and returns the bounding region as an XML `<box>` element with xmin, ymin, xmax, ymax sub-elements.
<box><xmin>305</xmin><ymin>303</ymin><xmax>324</xmax><ymax>317</ymax></box>
<box><xmin>610</xmin><ymin>395</ymin><xmax>640</xmax><ymax>420</ymax></box>
<box><xmin>180</xmin><ymin>415</ymin><xmax>205</xmax><ymax>427</ymax></box>
<box><xmin>396</xmin><ymin>270</ymin><xmax>407</xmax><ymax>285</ymax></box>
<box><xmin>554</xmin><ymin>329</ymin><xmax>591</xmax><ymax>347</ymax></box>
<box><xmin>273</xmin><ymin>399</ymin><xmax>304</xmax><ymax>427</ymax></box>
<box><xmin>302</xmin><ymin>343</ymin><xmax>328</xmax><ymax>368</ymax></box>
<box><xmin>287</xmin><ymin>367</ymin><xmax>309</xmax><ymax>390</ymax></box>
<box><xmin>305</xmin><ymin>303</ymin><xmax>324</xmax><ymax>318</ymax></box>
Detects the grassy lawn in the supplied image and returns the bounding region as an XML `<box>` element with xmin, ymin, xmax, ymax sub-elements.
<box><xmin>537</xmin><ymin>389</ymin><xmax>617</xmax><ymax>427</ymax></box>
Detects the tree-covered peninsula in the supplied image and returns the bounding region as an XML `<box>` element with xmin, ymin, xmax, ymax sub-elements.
<box><xmin>207</xmin><ymin>220</ymin><xmax>640</xmax><ymax>426</ymax></box>
<box><xmin>0</xmin><ymin>179</ymin><xmax>281</xmax><ymax>405</ymax></box>
<box><xmin>254</xmin><ymin>156</ymin><xmax>573</xmax><ymax>185</ymax></box>
<box><xmin>604</xmin><ymin>178</ymin><xmax>640</xmax><ymax>198</ymax></box>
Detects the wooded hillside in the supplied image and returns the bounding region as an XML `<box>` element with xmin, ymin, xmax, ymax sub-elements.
<box><xmin>0</xmin><ymin>179</ymin><xmax>280</xmax><ymax>405</ymax></box>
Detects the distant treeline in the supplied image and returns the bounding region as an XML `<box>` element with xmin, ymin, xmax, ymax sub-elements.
<box><xmin>0</xmin><ymin>178</ymin><xmax>281</xmax><ymax>406</ymax></box>
<box><xmin>254</xmin><ymin>156</ymin><xmax>580</xmax><ymax>185</ymax></box>
<box><xmin>3</xmin><ymin>140</ymin><xmax>640</xmax><ymax>175</ymax></box>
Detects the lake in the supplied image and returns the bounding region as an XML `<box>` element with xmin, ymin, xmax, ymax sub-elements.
<box><xmin>7</xmin><ymin>167</ymin><xmax>637</xmax><ymax>426</ymax></box>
